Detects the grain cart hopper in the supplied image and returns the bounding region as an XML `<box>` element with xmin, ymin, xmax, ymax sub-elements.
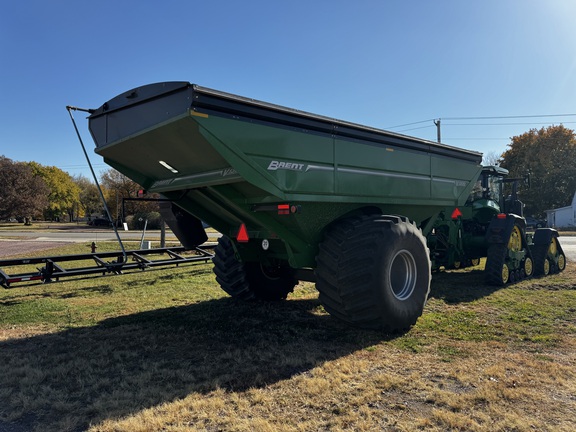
<box><xmin>427</xmin><ymin>165</ymin><xmax>566</xmax><ymax>284</ymax></box>
<box><xmin>87</xmin><ymin>81</ymin><xmax>484</xmax><ymax>331</ymax></box>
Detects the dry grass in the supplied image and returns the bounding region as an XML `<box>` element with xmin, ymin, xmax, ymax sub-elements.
<box><xmin>0</xmin><ymin>244</ymin><xmax>574</xmax><ymax>432</ymax></box>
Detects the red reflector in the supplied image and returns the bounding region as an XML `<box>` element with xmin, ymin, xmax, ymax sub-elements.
<box><xmin>278</xmin><ymin>204</ymin><xmax>290</xmax><ymax>215</ymax></box>
<box><xmin>237</xmin><ymin>224</ymin><xmax>249</xmax><ymax>242</ymax></box>
<box><xmin>451</xmin><ymin>208</ymin><xmax>463</xmax><ymax>219</ymax></box>
<box><xmin>497</xmin><ymin>213</ymin><xmax>507</xmax><ymax>219</ymax></box>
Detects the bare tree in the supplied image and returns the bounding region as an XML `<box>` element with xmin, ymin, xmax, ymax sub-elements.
<box><xmin>482</xmin><ymin>150</ymin><xmax>502</xmax><ymax>167</ymax></box>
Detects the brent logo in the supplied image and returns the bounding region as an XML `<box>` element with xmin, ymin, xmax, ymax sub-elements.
<box><xmin>267</xmin><ymin>160</ymin><xmax>305</xmax><ymax>171</ymax></box>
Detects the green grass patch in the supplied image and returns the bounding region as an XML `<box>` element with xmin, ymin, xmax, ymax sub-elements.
<box><xmin>1</xmin><ymin>242</ymin><xmax>218</xmax><ymax>329</ymax></box>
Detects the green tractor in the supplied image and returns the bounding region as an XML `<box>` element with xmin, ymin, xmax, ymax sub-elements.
<box><xmin>427</xmin><ymin>165</ymin><xmax>566</xmax><ymax>285</ymax></box>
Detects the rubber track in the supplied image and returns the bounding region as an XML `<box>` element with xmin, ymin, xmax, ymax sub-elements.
<box><xmin>485</xmin><ymin>244</ymin><xmax>508</xmax><ymax>286</ymax></box>
<box><xmin>531</xmin><ymin>244</ymin><xmax>550</xmax><ymax>276</ymax></box>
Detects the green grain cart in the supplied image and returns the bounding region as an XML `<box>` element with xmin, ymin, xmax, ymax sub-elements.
<box><xmin>87</xmin><ymin>82</ymin><xmax>565</xmax><ymax>331</ymax></box>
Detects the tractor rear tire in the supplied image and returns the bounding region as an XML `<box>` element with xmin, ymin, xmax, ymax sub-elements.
<box><xmin>315</xmin><ymin>215</ymin><xmax>431</xmax><ymax>332</ymax></box>
<box><xmin>213</xmin><ymin>237</ymin><xmax>297</xmax><ymax>301</ymax></box>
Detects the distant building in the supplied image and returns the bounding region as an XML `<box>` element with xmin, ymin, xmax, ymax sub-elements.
<box><xmin>546</xmin><ymin>192</ymin><xmax>576</xmax><ymax>228</ymax></box>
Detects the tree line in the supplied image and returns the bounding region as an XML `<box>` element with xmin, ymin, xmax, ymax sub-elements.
<box><xmin>0</xmin><ymin>156</ymin><xmax>158</xmax><ymax>225</ymax></box>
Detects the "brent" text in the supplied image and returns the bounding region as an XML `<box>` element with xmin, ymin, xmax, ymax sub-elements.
<box><xmin>267</xmin><ymin>160</ymin><xmax>305</xmax><ymax>171</ymax></box>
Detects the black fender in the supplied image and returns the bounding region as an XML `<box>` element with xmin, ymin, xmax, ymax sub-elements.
<box><xmin>533</xmin><ymin>228</ymin><xmax>559</xmax><ymax>245</ymax></box>
<box><xmin>485</xmin><ymin>214</ymin><xmax>527</xmax><ymax>246</ymax></box>
<box><xmin>533</xmin><ymin>228</ymin><xmax>564</xmax><ymax>254</ymax></box>
<box><xmin>159</xmin><ymin>201</ymin><xmax>208</xmax><ymax>249</ymax></box>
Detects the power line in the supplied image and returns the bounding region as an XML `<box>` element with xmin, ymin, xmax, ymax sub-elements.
<box><xmin>442</xmin><ymin>113</ymin><xmax>576</xmax><ymax>121</ymax></box>
<box><xmin>396</xmin><ymin>125</ymin><xmax>435</xmax><ymax>133</ymax></box>
<box><xmin>388</xmin><ymin>114</ymin><xmax>576</xmax><ymax>130</ymax></box>
<box><xmin>443</xmin><ymin>121</ymin><xmax>576</xmax><ymax>126</ymax></box>
<box><xmin>385</xmin><ymin>119</ymin><xmax>436</xmax><ymax>129</ymax></box>
<box><xmin>443</xmin><ymin>137</ymin><xmax>507</xmax><ymax>141</ymax></box>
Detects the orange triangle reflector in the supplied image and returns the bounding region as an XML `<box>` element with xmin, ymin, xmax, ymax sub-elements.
<box><xmin>451</xmin><ymin>208</ymin><xmax>463</xmax><ymax>219</ymax></box>
<box><xmin>237</xmin><ymin>223</ymin><xmax>249</xmax><ymax>242</ymax></box>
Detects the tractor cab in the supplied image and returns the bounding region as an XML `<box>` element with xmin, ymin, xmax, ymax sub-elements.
<box><xmin>466</xmin><ymin>165</ymin><xmax>510</xmax><ymax>223</ymax></box>
<box><xmin>467</xmin><ymin>165</ymin><xmax>525</xmax><ymax>220</ymax></box>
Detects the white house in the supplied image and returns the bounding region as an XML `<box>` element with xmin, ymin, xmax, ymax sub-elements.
<box><xmin>546</xmin><ymin>192</ymin><xmax>576</xmax><ymax>228</ymax></box>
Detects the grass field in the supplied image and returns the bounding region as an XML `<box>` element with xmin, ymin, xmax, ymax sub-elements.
<box><xmin>0</xmin><ymin>242</ymin><xmax>574</xmax><ymax>431</ymax></box>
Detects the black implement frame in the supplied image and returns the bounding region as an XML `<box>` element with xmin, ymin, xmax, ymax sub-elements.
<box><xmin>0</xmin><ymin>245</ymin><xmax>214</xmax><ymax>288</ymax></box>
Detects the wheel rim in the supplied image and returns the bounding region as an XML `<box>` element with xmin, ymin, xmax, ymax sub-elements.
<box><xmin>548</xmin><ymin>238</ymin><xmax>558</xmax><ymax>256</ymax></box>
<box><xmin>543</xmin><ymin>259</ymin><xmax>550</xmax><ymax>275</ymax></box>
<box><xmin>524</xmin><ymin>257</ymin><xmax>533</xmax><ymax>277</ymax></box>
<box><xmin>558</xmin><ymin>254</ymin><xmax>566</xmax><ymax>271</ymax></box>
<box><xmin>501</xmin><ymin>263</ymin><xmax>510</xmax><ymax>284</ymax></box>
<box><xmin>388</xmin><ymin>249</ymin><xmax>417</xmax><ymax>301</ymax></box>
<box><xmin>508</xmin><ymin>226</ymin><xmax>522</xmax><ymax>252</ymax></box>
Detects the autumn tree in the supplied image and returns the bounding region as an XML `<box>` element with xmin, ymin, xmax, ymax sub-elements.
<box><xmin>73</xmin><ymin>175</ymin><xmax>102</xmax><ymax>219</ymax></box>
<box><xmin>0</xmin><ymin>156</ymin><xmax>49</xmax><ymax>223</ymax></box>
<box><xmin>100</xmin><ymin>169</ymin><xmax>160</xmax><ymax>222</ymax></box>
<box><xmin>500</xmin><ymin>125</ymin><xmax>576</xmax><ymax>218</ymax></box>
<box><xmin>28</xmin><ymin>162</ymin><xmax>81</xmax><ymax>221</ymax></box>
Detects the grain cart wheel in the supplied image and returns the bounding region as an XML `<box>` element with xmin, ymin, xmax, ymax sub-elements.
<box><xmin>315</xmin><ymin>215</ymin><xmax>431</xmax><ymax>332</ymax></box>
<box><xmin>213</xmin><ymin>236</ymin><xmax>297</xmax><ymax>301</ymax></box>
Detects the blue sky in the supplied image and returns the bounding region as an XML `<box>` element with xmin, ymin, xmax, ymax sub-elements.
<box><xmin>2</xmin><ymin>0</ymin><xmax>576</xmax><ymax>178</ymax></box>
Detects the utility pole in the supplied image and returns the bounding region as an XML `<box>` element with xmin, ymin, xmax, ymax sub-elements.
<box><xmin>434</xmin><ymin>119</ymin><xmax>441</xmax><ymax>143</ymax></box>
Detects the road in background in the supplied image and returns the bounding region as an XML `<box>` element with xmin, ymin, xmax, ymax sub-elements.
<box><xmin>0</xmin><ymin>229</ymin><xmax>221</xmax><ymax>243</ymax></box>
<box><xmin>0</xmin><ymin>230</ymin><xmax>177</xmax><ymax>243</ymax></box>
<box><xmin>0</xmin><ymin>228</ymin><xmax>572</xmax><ymax>262</ymax></box>
<box><xmin>558</xmin><ymin>236</ymin><xmax>576</xmax><ymax>262</ymax></box>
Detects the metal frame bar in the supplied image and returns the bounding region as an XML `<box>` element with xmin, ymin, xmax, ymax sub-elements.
<box><xmin>0</xmin><ymin>246</ymin><xmax>215</xmax><ymax>288</ymax></box>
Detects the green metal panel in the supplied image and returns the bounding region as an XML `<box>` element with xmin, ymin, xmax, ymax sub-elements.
<box><xmin>335</xmin><ymin>138</ymin><xmax>431</xmax><ymax>200</ymax></box>
<box><xmin>193</xmin><ymin>113</ymin><xmax>336</xmax><ymax>197</ymax></box>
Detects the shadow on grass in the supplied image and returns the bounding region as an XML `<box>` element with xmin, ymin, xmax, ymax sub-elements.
<box><xmin>429</xmin><ymin>269</ymin><xmax>503</xmax><ymax>303</ymax></box>
<box><xmin>0</xmin><ymin>296</ymin><xmax>391</xmax><ymax>432</ymax></box>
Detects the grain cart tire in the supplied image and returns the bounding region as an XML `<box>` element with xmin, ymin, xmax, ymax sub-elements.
<box><xmin>213</xmin><ymin>236</ymin><xmax>296</xmax><ymax>301</ymax></box>
<box><xmin>315</xmin><ymin>215</ymin><xmax>431</xmax><ymax>332</ymax></box>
